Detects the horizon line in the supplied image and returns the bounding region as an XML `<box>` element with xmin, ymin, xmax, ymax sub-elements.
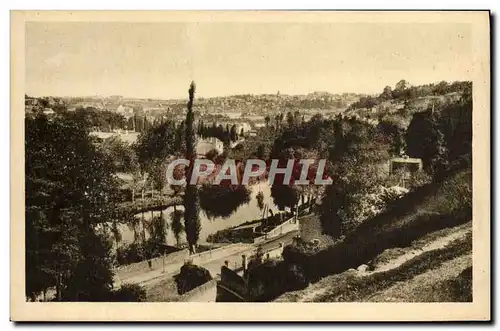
<box><xmin>25</xmin><ymin>79</ymin><xmax>472</xmax><ymax>101</ymax></box>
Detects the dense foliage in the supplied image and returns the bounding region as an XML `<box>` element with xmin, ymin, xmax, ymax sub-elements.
<box><xmin>25</xmin><ymin>114</ymin><xmax>121</xmax><ymax>301</ymax></box>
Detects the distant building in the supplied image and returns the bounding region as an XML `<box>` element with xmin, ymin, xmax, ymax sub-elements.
<box><xmin>247</xmin><ymin>130</ymin><xmax>258</xmax><ymax>137</ymax></box>
<box><xmin>42</xmin><ymin>108</ymin><xmax>55</xmax><ymax>116</ymax></box>
<box><xmin>89</xmin><ymin>131</ymin><xmax>139</xmax><ymax>145</ymax></box>
<box><xmin>389</xmin><ymin>156</ymin><xmax>423</xmax><ymax>187</ymax></box>
<box><xmin>116</xmin><ymin>105</ymin><xmax>134</xmax><ymax>119</ymax></box>
<box><xmin>196</xmin><ymin>137</ymin><xmax>224</xmax><ymax>157</ymax></box>
<box><xmin>389</xmin><ymin>156</ymin><xmax>423</xmax><ymax>174</ymax></box>
<box><xmin>235</xmin><ymin>123</ymin><xmax>252</xmax><ymax>134</ymax></box>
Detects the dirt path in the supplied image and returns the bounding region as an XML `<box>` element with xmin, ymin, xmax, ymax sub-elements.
<box><xmin>275</xmin><ymin>222</ymin><xmax>472</xmax><ymax>302</ymax></box>
<box><xmin>365</xmin><ymin>254</ymin><xmax>472</xmax><ymax>302</ymax></box>
<box><xmin>360</xmin><ymin>223</ymin><xmax>471</xmax><ymax>275</ymax></box>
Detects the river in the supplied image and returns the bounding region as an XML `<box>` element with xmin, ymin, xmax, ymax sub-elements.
<box><xmin>117</xmin><ymin>182</ymin><xmax>279</xmax><ymax>245</ymax></box>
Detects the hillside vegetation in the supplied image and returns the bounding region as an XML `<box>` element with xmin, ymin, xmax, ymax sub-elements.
<box><xmin>247</xmin><ymin>166</ymin><xmax>471</xmax><ymax>302</ymax></box>
<box><xmin>276</xmin><ymin>224</ymin><xmax>472</xmax><ymax>302</ymax></box>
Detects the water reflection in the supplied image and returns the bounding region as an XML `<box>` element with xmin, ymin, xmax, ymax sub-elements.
<box><xmin>119</xmin><ymin>182</ymin><xmax>278</xmax><ymax>245</ymax></box>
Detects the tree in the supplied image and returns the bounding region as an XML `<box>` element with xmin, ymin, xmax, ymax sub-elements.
<box><xmin>377</xmin><ymin>119</ymin><xmax>406</xmax><ymax>156</ymax></box>
<box><xmin>395</xmin><ymin>79</ymin><xmax>409</xmax><ymax>92</ymax></box>
<box><xmin>256</xmin><ymin>191</ymin><xmax>265</xmax><ymax>211</ymax></box>
<box><xmin>101</xmin><ymin>135</ymin><xmax>139</xmax><ymax>173</ymax></box>
<box><xmin>230</xmin><ymin>124</ymin><xmax>238</xmax><ymax>142</ymax></box>
<box><xmin>275</xmin><ymin>114</ymin><xmax>282</xmax><ymax>130</ymax></box>
<box><xmin>205</xmin><ymin>148</ymin><xmax>220</xmax><ymax>161</ymax></box>
<box><xmin>286</xmin><ymin>111</ymin><xmax>296</xmax><ymax>128</ymax></box>
<box><xmin>256</xmin><ymin>144</ymin><xmax>266</xmax><ymax>160</ymax></box>
<box><xmin>170</xmin><ymin>210</ymin><xmax>185</xmax><ymax>247</ymax></box>
<box><xmin>61</xmin><ymin>230</ymin><xmax>115</xmax><ymax>301</ymax></box>
<box><xmin>293</xmin><ymin>110</ymin><xmax>301</xmax><ymax>124</ymax></box>
<box><xmin>25</xmin><ymin>114</ymin><xmax>121</xmax><ymax>301</ymax></box>
<box><xmin>174</xmin><ymin>121</ymin><xmax>187</xmax><ymax>155</ymax></box>
<box><xmin>319</xmin><ymin>118</ymin><xmax>391</xmax><ymax>236</ymax></box>
<box><xmin>111</xmin><ymin>283</ymin><xmax>147</xmax><ymax>302</ymax></box>
<box><xmin>183</xmin><ymin>82</ymin><xmax>201</xmax><ymax>254</ymax></box>
<box><xmin>135</xmin><ymin>120</ymin><xmax>177</xmax><ymax>172</ymax></box>
<box><xmin>433</xmin><ymin>80</ymin><xmax>450</xmax><ymax>95</ymax></box>
<box><xmin>319</xmin><ymin>184</ymin><xmax>344</xmax><ymax>238</ymax></box>
<box><xmin>264</xmin><ymin>116</ymin><xmax>271</xmax><ymax>128</ymax></box>
<box><xmin>149</xmin><ymin>159</ymin><xmax>169</xmax><ymax>198</ymax></box>
<box><xmin>438</xmin><ymin>92</ymin><xmax>472</xmax><ymax>168</ymax></box>
<box><xmin>146</xmin><ymin>215</ymin><xmax>168</xmax><ymax>254</ymax></box>
<box><xmin>380</xmin><ymin>85</ymin><xmax>393</xmax><ymax>100</ymax></box>
<box><xmin>406</xmin><ymin>110</ymin><xmax>448</xmax><ymax>175</ymax></box>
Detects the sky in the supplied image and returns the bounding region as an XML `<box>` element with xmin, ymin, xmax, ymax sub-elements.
<box><xmin>25</xmin><ymin>21</ymin><xmax>473</xmax><ymax>99</ymax></box>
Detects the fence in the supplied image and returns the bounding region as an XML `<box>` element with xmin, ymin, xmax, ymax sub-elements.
<box><xmin>186</xmin><ymin>243</ymin><xmax>251</xmax><ymax>265</ymax></box>
<box><xmin>115</xmin><ymin>243</ymin><xmax>250</xmax><ymax>283</ymax></box>
<box><xmin>253</xmin><ymin>217</ymin><xmax>299</xmax><ymax>243</ymax></box>
<box><xmin>114</xmin><ymin>249</ymin><xmax>189</xmax><ymax>281</ymax></box>
<box><xmin>216</xmin><ymin>244</ymin><xmax>286</xmax><ymax>302</ymax></box>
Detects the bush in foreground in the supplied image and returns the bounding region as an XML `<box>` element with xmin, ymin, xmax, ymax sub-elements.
<box><xmin>111</xmin><ymin>283</ymin><xmax>147</xmax><ymax>302</ymax></box>
<box><xmin>246</xmin><ymin>259</ymin><xmax>308</xmax><ymax>302</ymax></box>
<box><xmin>174</xmin><ymin>262</ymin><xmax>213</xmax><ymax>295</ymax></box>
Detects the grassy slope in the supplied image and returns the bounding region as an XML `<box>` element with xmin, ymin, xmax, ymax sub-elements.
<box><xmin>274</xmin><ymin>168</ymin><xmax>472</xmax><ymax>302</ymax></box>
<box><xmin>276</xmin><ymin>225</ymin><xmax>472</xmax><ymax>302</ymax></box>
<box><xmin>303</xmin><ymin>168</ymin><xmax>471</xmax><ymax>280</ymax></box>
<box><xmin>145</xmin><ymin>277</ymin><xmax>181</xmax><ymax>302</ymax></box>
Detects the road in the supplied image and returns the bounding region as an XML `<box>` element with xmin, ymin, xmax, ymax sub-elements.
<box><xmin>198</xmin><ymin>230</ymin><xmax>299</xmax><ymax>278</ymax></box>
<box><xmin>118</xmin><ymin>230</ymin><xmax>298</xmax><ymax>288</ymax></box>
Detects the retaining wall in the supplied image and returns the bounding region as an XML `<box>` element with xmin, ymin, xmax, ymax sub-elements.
<box><xmin>115</xmin><ymin>243</ymin><xmax>249</xmax><ymax>283</ymax></box>
<box><xmin>177</xmin><ymin>279</ymin><xmax>218</xmax><ymax>302</ymax></box>
<box><xmin>115</xmin><ymin>249</ymin><xmax>189</xmax><ymax>281</ymax></box>
<box><xmin>188</xmin><ymin>243</ymin><xmax>250</xmax><ymax>265</ymax></box>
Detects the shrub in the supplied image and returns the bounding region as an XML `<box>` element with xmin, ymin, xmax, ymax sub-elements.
<box><xmin>282</xmin><ymin>239</ymin><xmax>321</xmax><ymax>281</ymax></box>
<box><xmin>284</xmin><ymin>264</ymin><xmax>308</xmax><ymax>290</ymax></box>
<box><xmin>247</xmin><ymin>168</ymin><xmax>472</xmax><ymax>301</ymax></box>
<box><xmin>116</xmin><ymin>242</ymin><xmax>147</xmax><ymax>265</ymax></box>
<box><xmin>116</xmin><ymin>240</ymin><xmax>180</xmax><ymax>266</ymax></box>
<box><xmin>408</xmin><ymin>170</ymin><xmax>433</xmax><ymax>189</ymax></box>
<box><xmin>174</xmin><ymin>262</ymin><xmax>213</xmax><ymax>295</ymax></box>
<box><xmin>111</xmin><ymin>283</ymin><xmax>147</xmax><ymax>302</ymax></box>
<box><xmin>246</xmin><ymin>259</ymin><xmax>308</xmax><ymax>302</ymax></box>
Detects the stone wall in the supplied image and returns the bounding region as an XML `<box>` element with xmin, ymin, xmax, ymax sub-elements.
<box><xmin>177</xmin><ymin>279</ymin><xmax>218</xmax><ymax>302</ymax></box>
<box><xmin>254</xmin><ymin>217</ymin><xmax>299</xmax><ymax>243</ymax></box>
<box><xmin>115</xmin><ymin>249</ymin><xmax>190</xmax><ymax>281</ymax></box>
<box><xmin>115</xmin><ymin>243</ymin><xmax>250</xmax><ymax>284</ymax></box>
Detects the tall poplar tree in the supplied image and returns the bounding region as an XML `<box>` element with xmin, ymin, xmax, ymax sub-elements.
<box><xmin>183</xmin><ymin>82</ymin><xmax>201</xmax><ymax>254</ymax></box>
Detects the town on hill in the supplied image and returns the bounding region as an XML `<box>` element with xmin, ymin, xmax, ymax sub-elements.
<box><xmin>17</xmin><ymin>11</ymin><xmax>489</xmax><ymax>323</ymax></box>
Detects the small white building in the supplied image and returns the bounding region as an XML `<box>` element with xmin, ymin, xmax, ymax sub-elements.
<box><xmin>42</xmin><ymin>108</ymin><xmax>55</xmax><ymax>116</ymax></box>
<box><xmin>116</xmin><ymin>105</ymin><xmax>134</xmax><ymax>119</ymax></box>
<box><xmin>196</xmin><ymin>137</ymin><xmax>224</xmax><ymax>157</ymax></box>
<box><xmin>235</xmin><ymin>123</ymin><xmax>252</xmax><ymax>134</ymax></box>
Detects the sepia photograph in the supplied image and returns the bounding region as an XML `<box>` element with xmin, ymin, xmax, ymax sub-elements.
<box><xmin>10</xmin><ymin>10</ymin><xmax>490</xmax><ymax>321</ymax></box>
